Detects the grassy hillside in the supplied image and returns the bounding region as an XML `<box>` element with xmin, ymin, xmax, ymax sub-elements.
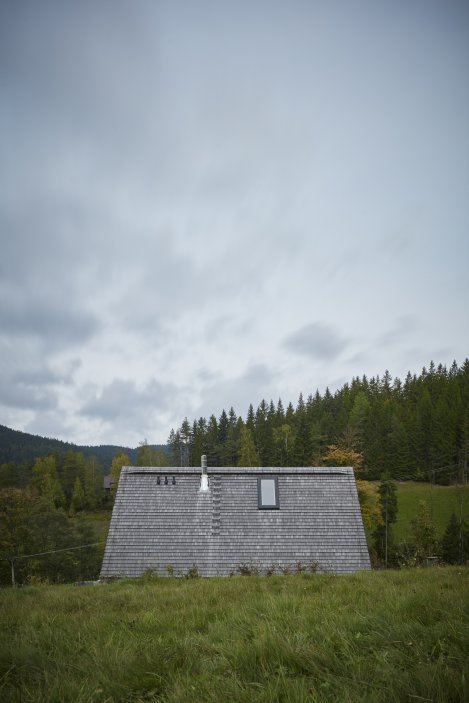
<box><xmin>393</xmin><ymin>481</ymin><xmax>469</xmax><ymax>541</ymax></box>
<box><xmin>0</xmin><ymin>568</ymin><xmax>467</xmax><ymax>702</ymax></box>
<box><xmin>362</xmin><ymin>481</ymin><xmax>469</xmax><ymax>544</ymax></box>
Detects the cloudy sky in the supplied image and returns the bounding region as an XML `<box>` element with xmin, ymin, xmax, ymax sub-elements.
<box><xmin>1</xmin><ymin>1</ymin><xmax>468</xmax><ymax>447</ymax></box>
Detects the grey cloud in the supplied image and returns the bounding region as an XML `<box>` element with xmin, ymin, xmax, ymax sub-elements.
<box><xmin>80</xmin><ymin>378</ymin><xmax>179</xmax><ymax>424</ymax></box>
<box><xmin>12</xmin><ymin>358</ymin><xmax>81</xmax><ymax>387</ymax></box>
<box><xmin>204</xmin><ymin>315</ymin><xmax>253</xmax><ymax>342</ymax></box>
<box><xmin>345</xmin><ymin>350</ymin><xmax>370</xmax><ymax>367</ymax></box>
<box><xmin>194</xmin><ymin>363</ymin><xmax>278</xmax><ymax>420</ymax></box>
<box><xmin>114</xmin><ymin>233</ymin><xmax>205</xmax><ymax>328</ymax></box>
<box><xmin>0</xmin><ymin>293</ymin><xmax>99</xmax><ymax>348</ymax></box>
<box><xmin>284</xmin><ymin>322</ymin><xmax>348</xmax><ymax>360</ymax></box>
<box><xmin>0</xmin><ymin>353</ymin><xmax>80</xmax><ymax>413</ymax></box>
<box><xmin>378</xmin><ymin>316</ymin><xmax>418</xmax><ymax>347</ymax></box>
<box><xmin>242</xmin><ymin>364</ymin><xmax>275</xmax><ymax>388</ymax></box>
<box><xmin>0</xmin><ymin>375</ymin><xmax>58</xmax><ymax>412</ymax></box>
<box><xmin>196</xmin><ymin>368</ymin><xmax>219</xmax><ymax>383</ymax></box>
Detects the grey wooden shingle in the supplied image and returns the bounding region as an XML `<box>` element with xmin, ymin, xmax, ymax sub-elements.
<box><xmin>100</xmin><ymin>467</ymin><xmax>371</xmax><ymax>578</ymax></box>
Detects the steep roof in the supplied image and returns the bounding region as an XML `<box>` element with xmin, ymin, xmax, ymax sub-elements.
<box><xmin>100</xmin><ymin>466</ymin><xmax>370</xmax><ymax>578</ymax></box>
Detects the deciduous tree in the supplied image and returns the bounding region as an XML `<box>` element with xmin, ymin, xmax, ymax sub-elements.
<box><xmin>238</xmin><ymin>427</ymin><xmax>260</xmax><ymax>467</ymax></box>
<box><xmin>110</xmin><ymin>452</ymin><xmax>130</xmax><ymax>497</ymax></box>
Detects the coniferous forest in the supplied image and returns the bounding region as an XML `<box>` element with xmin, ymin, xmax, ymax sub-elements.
<box><xmin>168</xmin><ymin>360</ymin><xmax>469</xmax><ymax>485</ymax></box>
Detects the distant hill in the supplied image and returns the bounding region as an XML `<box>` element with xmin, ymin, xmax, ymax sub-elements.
<box><xmin>0</xmin><ymin>424</ymin><xmax>165</xmax><ymax>470</ymax></box>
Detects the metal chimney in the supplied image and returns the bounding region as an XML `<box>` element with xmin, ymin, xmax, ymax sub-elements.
<box><xmin>200</xmin><ymin>455</ymin><xmax>209</xmax><ymax>491</ymax></box>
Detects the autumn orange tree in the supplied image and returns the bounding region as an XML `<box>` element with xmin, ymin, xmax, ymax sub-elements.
<box><xmin>320</xmin><ymin>444</ymin><xmax>364</xmax><ymax>471</ymax></box>
<box><xmin>319</xmin><ymin>444</ymin><xmax>381</xmax><ymax>535</ymax></box>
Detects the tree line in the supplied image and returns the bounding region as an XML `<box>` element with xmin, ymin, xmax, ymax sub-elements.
<box><xmin>168</xmin><ymin>360</ymin><xmax>469</xmax><ymax>484</ymax></box>
<box><xmin>0</xmin><ymin>423</ymin><xmax>139</xmax><ymax>467</ymax></box>
<box><xmin>0</xmin><ymin>442</ymin><xmax>168</xmax><ymax>586</ymax></box>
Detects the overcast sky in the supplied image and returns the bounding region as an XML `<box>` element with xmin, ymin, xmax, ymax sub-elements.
<box><xmin>1</xmin><ymin>0</ymin><xmax>468</xmax><ymax>447</ymax></box>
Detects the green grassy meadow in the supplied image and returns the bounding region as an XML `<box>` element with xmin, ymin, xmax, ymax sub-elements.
<box><xmin>392</xmin><ymin>482</ymin><xmax>469</xmax><ymax>542</ymax></box>
<box><xmin>1</xmin><ymin>568</ymin><xmax>468</xmax><ymax>702</ymax></box>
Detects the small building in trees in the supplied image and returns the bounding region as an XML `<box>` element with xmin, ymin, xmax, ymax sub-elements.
<box><xmin>100</xmin><ymin>458</ymin><xmax>370</xmax><ymax>578</ymax></box>
<box><xmin>103</xmin><ymin>475</ymin><xmax>115</xmax><ymax>493</ymax></box>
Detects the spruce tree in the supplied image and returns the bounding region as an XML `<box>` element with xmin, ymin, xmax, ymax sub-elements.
<box><xmin>411</xmin><ymin>500</ymin><xmax>437</xmax><ymax>561</ymax></box>
<box><xmin>255</xmin><ymin>399</ymin><xmax>273</xmax><ymax>465</ymax></box>
<box><xmin>441</xmin><ymin>512</ymin><xmax>462</xmax><ymax>564</ymax></box>
<box><xmin>167</xmin><ymin>429</ymin><xmax>181</xmax><ymax>467</ymax></box>
<box><xmin>190</xmin><ymin>419</ymin><xmax>204</xmax><ymax>468</ymax></box>
<box><xmin>276</xmin><ymin>398</ymin><xmax>285</xmax><ymax>423</ymax></box>
<box><xmin>225</xmin><ymin>408</ymin><xmax>240</xmax><ymax>466</ymax></box>
<box><xmin>291</xmin><ymin>414</ymin><xmax>309</xmax><ymax>466</ymax></box>
<box><xmin>205</xmin><ymin>416</ymin><xmax>219</xmax><ymax>465</ymax></box>
<box><xmin>61</xmin><ymin>451</ymin><xmax>85</xmax><ymax>500</ymax></box>
<box><xmin>217</xmin><ymin>410</ymin><xmax>229</xmax><ymax>464</ymax></box>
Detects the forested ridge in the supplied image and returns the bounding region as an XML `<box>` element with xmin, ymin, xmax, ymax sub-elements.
<box><xmin>168</xmin><ymin>360</ymin><xmax>469</xmax><ymax>484</ymax></box>
<box><xmin>0</xmin><ymin>424</ymin><xmax>138</xmax><ymax>467</ymax></box>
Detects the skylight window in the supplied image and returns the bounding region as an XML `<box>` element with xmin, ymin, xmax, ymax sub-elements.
<box><xmin>258</xmin><ymin>477</ymin><xmax>279</xmax><ymax>509</ymax></box>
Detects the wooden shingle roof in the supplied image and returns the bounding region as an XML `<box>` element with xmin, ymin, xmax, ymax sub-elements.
<box><xmin>100</xmin><ymin>466</ymin><xmax>370</xmax><ymax>578</ymax></box>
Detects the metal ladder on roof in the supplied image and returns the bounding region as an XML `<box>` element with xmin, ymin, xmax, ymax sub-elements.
<box><xmin>211</xmin><ymin>475</ymin><xmax>222</xmax><ymax>536</ymax></box>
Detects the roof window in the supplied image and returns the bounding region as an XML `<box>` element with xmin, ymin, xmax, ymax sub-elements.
<box><xmin>257</xmin><ymin>476</ymin><xmax>279</xmax><ymax>509</ymax></box>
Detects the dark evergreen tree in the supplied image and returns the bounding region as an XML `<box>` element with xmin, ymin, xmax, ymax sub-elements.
<box><xmin>348</xmin><ymin>391</ymin><xmax>370</xmax><ymax>452</ymax></box>
<box><xmin>217</xmin><ymin>410</ymin><xmax>230</xmax><ymax>465</ymax></box>
<box><xmin>246</xmin><ymin>404</ymin><xmax>255</xmax><ymax>434</ymax></box>
<box><xmin>179</xmin><ymin>419</ymin><xmax>192</xmax><ymax>466</ymax></box>
<box><xmin>440</xmin><ymin>512</ymin><xmax>467</xmax><ymax>564</ymax></box>
<box><xmin>292</xmin><ymin>412</ymin><xmax>310</xmax><ymax>466</ymax></box>
<box><xmin>60</xmin><ymin>451</ymin><xmax>85</xmax><ymax>500</ymax></box>
<box><xmin>205</xmin><ymin>416</ymin><xmax>219</xmax><ymax>465</ymax></box>
<box><xmin>276</xmin><ymin>398</ymin><xmax>285</xmax><ymax>423</ymax></box>
<box><xmin>255</xmin><ymin>399</ymin><xmax>274</xmax><ymax>465</ymax></box>
<box><xmin>411</xmin><ymin>500</ymin><xmax>437</xmax><ymax>561</ymax></box>
<box><xmin>190</xmin><ymin>418</ymin><xmax>205</xmax><ymax>468</ymax></box>
<box><xmin>167</xmin><ymin>429</ymin><xmax>181</xmax><ymax>467</ymax></box>
<box><xmin>225</xmin><ymin>408</ymin><xmax>240</xmax><ymax>466</ymax></box>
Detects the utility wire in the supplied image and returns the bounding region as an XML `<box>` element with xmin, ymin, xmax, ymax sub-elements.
<box><xmin>2</xmin><ymin>541</ymin><xmax>105</xmax><ymax>562</ymax></box>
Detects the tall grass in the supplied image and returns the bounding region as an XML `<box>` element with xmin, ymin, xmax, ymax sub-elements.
<box><xmin>1</xmin><ymin>568</ymin><xmax>468</xmax><ymax>702</ymax></box>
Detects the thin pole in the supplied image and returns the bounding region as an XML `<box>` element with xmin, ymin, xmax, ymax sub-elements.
<box><xmin>385</xmin><ymin>492</ymin><xmax>388</xmax><ymax>569</ymax></box>
<box><xmin>459</xmin><ymin>491</ymin><xmax>464</xmax><ymax>564</ymax></box>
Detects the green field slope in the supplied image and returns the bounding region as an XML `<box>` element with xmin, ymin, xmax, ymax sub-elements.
<box><xmin>393</xmin><ymin>481</ymin><xmax>468</xmax><ymax>541</ymax></box>
<box><xmin>1</xmin><ymin>568</ymin><xmax>467</xmax><ymax>703</ymax></box>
